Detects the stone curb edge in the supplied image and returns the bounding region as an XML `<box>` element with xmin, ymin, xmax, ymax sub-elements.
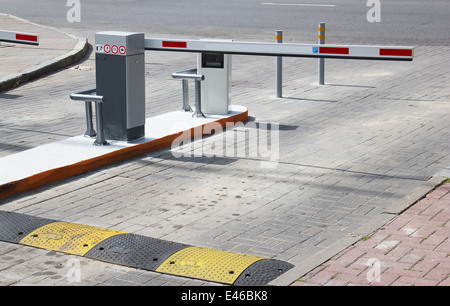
<box><xmin>0</xmin><ymin>37</ymin><xmax>89</xmax><ymax>92</ymax></box>
<box><xmin>384</xmin><ymin>176</ymin><xmax>447</xmax><ymax>215</ymax></box>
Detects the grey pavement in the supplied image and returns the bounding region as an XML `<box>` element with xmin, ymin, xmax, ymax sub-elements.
<box><xmin>0</xmin><ymin>15</ymin><xmax>449</xmax><ymax>286</ymax></box>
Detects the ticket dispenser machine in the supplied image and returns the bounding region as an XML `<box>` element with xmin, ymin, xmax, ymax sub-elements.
<box><xmin>197</xmin><ymin>52</ymin><xmax>232</xmax><ymax>115</ymax></box>
<box><xmin>95</xmin><ymin>31</ymin><xmax>146</xmax><ymax>142</ymax></box>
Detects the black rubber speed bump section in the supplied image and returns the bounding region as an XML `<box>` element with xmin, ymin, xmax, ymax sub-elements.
<box><xmin>85</xmin><ymin>233</ymin><xmax>190</xmax><ymax>271</ymax></box>
<box><xmin>0</xmin><ymin>211</ymin><xmax>56</xmax><ymax>243</ymax></box>
<box><xmin>233</xmin><ymin>259</ymin><xmax>295</xmax><ymax>286</ymax></box>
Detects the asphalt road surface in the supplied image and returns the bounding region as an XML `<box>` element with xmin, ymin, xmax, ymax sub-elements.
<box><xmin>1</xmin><ymin>0</ymin><xmax>449</xmax><ymax>46</ymax></box>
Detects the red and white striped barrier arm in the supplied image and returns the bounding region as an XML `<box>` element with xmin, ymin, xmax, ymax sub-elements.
<box><xmin>0</xmin><ymin>30</ymin><xmax>39</xmax><ymax>46</ymax></box>
<box><xmin>145</xmin><ymin>38</ymin><xmax>414</xmax><ymax>61</ymax></box>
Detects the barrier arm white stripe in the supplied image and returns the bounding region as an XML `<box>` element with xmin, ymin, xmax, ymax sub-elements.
<box><xmin>0</xmin><ymin>30</ymin><xmax>39</xmax><ymax>46</ymax></box>
<box><xmin>144</xmin><ymin>38</ymin><xmax>414</xmax><ymax>61</ymax></box>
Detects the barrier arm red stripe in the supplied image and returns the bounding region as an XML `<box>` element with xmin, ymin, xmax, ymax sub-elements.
<box><xmin>16</xmin><ymin>34</ymin><xmax>38</xmax><ymax>43</ymax></box>
<box><xmin>380</xmin><ymin>48</ymin><xmax>413</xmax><ymax>57</ymax></box>
<box><xmin>162</xmin><ymin>41</ymin><xmax>187</xmax><ymax>48</ymax></box>
<box><xmin>0</xmin><ymin>30</ymin><xmax>39</xmax><ymax>45</ymax></box>
<box><xmin>319</xmin><ymin>46</ymin><xmax>349</xmax><ymax>55</ymax></box>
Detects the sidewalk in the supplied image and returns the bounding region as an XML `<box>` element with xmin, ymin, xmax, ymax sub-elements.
<box><xmin>0</xmin><ymin>16</ymin><xmax>449</xmax><ymax>286</ymax></box>
<box><xmin>0</xmin><ymin>13</ymin><xmax>88</xmax><ymax>91</ymax></box>
<box><xmin>293</xmin><ymin>180</ymin><xmax>450</xmax><ymax>286</ymax></box>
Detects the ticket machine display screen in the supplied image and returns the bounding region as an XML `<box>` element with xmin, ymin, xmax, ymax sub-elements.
<box><xmin>202</xmin><ymin>53</ymin><xmax>224</xmax><ymax>69</ymax></box>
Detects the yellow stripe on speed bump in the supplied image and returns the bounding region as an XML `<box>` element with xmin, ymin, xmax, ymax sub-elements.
<box><xmin>19</xmin><ymin>222</ymin><xmax>125</xmax><ymax>256</ymax></box>
<box><xmin>156</xmin><ymin>246</ymin><xmax>265</xmax><ymax>285</ymax></box>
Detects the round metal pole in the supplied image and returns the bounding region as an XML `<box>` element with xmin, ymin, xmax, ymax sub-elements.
<box><xmin>93</xmin><ymin>102</ymin><xmax>109</xmax><ymax>146</ymax></box>
<box><xmin>182</xmin><ymin>79</ymin><xmax>192</xmax><ymax>112</ymax></box>
<box><xmin>318</xmin><ymin>23</ymin><xmax>325</xmax><ymax>85</ymax></box>
<box><xmin>276</xmin><ymin>30</ymin><xmax>283</xmax><ymax>98</ymax></box>
<box><xmin>192</xmin><ymin>79</ymin><xmax>205</xmax><ymax>118</ymax></box>
<box><xmin>84</xmin><ymin>101</ymin><xmax>96</xmax><ymax>137</ymax></box>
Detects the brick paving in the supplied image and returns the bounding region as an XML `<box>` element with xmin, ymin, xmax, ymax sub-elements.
<box><xmin>0</xmin><ymin>15</ymin><xmax>449</xmax><ymax>286</ymax></box>
<box><xmin>293</xmin><ymin>181</ymin><xmax>450</xmax><ymax>286</ymax></box>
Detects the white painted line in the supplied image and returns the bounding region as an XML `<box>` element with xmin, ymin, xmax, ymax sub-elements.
<box><xmin>262</xmin><ymin>3</ymin><xmax>336</xmax><ymax>7</ymax></box>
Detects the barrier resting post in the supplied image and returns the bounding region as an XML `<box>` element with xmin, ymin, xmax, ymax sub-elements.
<box><xmin>69</xmin><ymin>89</ymin><xmax>108</xmax><ymax>146</ymax></box>
<box><xmin>172</xmin><ymin>68</ymin><xmax>205</xmax><ymax>117</ymax></box>
<box><xmin>182</xmin><ymin>80</ymin><xmax>192</xmax><ymax>112</ymax></box>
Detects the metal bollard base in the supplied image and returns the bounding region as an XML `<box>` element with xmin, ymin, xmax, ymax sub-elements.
<box><xmin>192</xmin><ymin>111</ymin><xmax>206</xmax><ymax>118</ymax></box>
<box><xmin>93</xmin><ymin>140</ymin><xmax>109</xmax><ymax>146</ymax></box>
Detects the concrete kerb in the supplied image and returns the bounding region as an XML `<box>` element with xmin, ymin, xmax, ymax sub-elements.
<box><xmin>269</xmin><ymin>175</ymin><xmax>447</xmax><ymax>286</ymax></box>
<box><xmin>0</xmin><ymin>36</ymin><xmax>88</xmax><ymax>92</ymax></box>
<box><xmin>384</xmin><ymin>176</ymin><xmax>447</xmax><ymax>215</ymax></box>
<box><xmin>435</xmin><ymin>166</ymin><xmax>450</xmax><ymax>179</ymax></box>
<box><xmin>0</xmin><ymin>13</ymin><xmax>89</xmax><ymax>92</ymax></box>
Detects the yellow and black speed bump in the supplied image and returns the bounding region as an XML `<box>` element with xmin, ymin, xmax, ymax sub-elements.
<box><xmin>0</xmin><ymin>211</ymin><xmax>57</xmax><ymax>243</ymax></box>
<box><xmin>0</xmin><ymin>211</ymin><xmax>294</xmax><ymax>285</ymax></box>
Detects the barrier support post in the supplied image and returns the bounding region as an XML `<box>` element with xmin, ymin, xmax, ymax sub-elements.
<box><xmin>84</xmin><ymin>102</ymin><xmax>97</xmax><ymax>137</ymax></box>
<box><xmin>94</xmin><ymin>102</ymin><xmax>108</xmax><ymax>146</ymax></box>
<box><xmin>182</xmin><ymin>80</ymin><xmax>192</xmax><ymax>112</ymax></box>
<box><xmin>193</xmin><ymin>79</ymin><xmax>205</xmax><ymax>118</ymax></box>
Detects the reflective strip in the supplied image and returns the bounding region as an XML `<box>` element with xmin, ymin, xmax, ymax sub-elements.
<box><xmin>0</xmin><ymin>30</ymin><xmax>39</xmax><ymax>45</ymax></box>
<box><xmin>320</xmin><ymin>46</ymin><xmax>349</xmax><ymax>55</ymax></box>
<box><xmin>162</xmin><ymin>41</ymin><xmax>187</xmax><ymax>48</ymax></box>
<box><xmin>16</xmin><ymin>34</ymin><xmax>38</xmax><ymax>42</ymax></box>
<box><xmin>380</xmin><ymin>48</ymin><xmax>413</xmax><ymax>57</ymax></box>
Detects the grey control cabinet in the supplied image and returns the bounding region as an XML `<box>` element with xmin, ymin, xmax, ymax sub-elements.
<box><xmin>197</xmin><ymin>52</ymin><xmax>231</xmax><ymax>115</ymax></box>
<box><xmin>95</xmin><ymin>31</ymin><xmax>146</xmax><ymax>142</ymax></box>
